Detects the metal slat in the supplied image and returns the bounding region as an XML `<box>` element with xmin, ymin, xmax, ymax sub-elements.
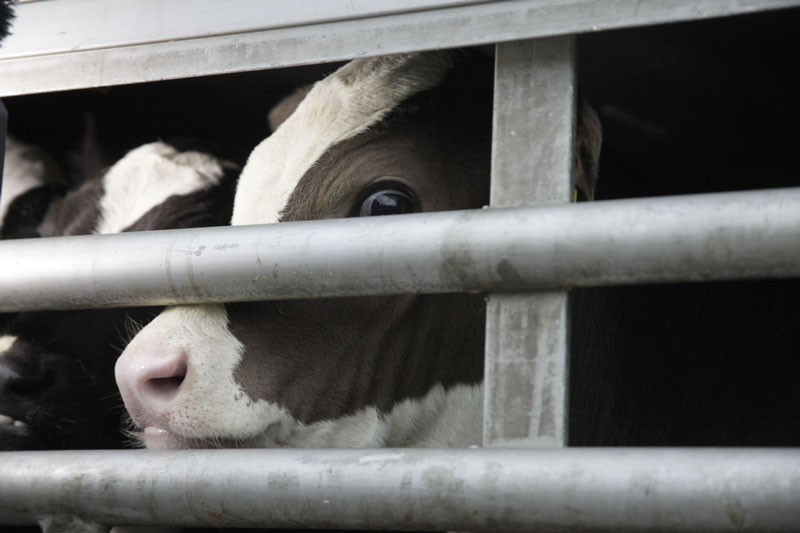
<box><xmin>2</xmin><ymin>448</ymin><xmax>800</xmax><ymax>531</ymax></box>
<box><xmin>1</xmin><ymin>0</ymin><xmax>798</xmax><ymax>96</ymax></box>
<box><xmin>1</xmin><ymin>188</ymin><xmax>800</xmax><ymax>312</ymax></box>
<box><xmin>0</xmin><ymin>0</ymin><xmax>488</xmax><ymax>59</ymax></box>
<box><xmin>483</xmin><ymin>37</ymin><xmax>575</xmax><ymax>448</ymax></box>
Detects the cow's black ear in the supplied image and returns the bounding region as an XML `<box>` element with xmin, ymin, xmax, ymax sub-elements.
<box><xmin>574</xmin><ymin>98</ymin><xmax>602</xmax><ymax>202</ymax></box>
<box><xmin>267</xmin><ymin>85</ymin><xmax>313</xmax><ymax>133</ymax></box>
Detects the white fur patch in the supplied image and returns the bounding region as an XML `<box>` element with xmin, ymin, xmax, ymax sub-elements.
<box><xmin>117</xmin><ymin>304</ymin><xmax>276</xmax><ymax>439</ymax></box>
<box><xmin>251</xmin><ymin>383</ymin><xmax>484</xmax><ymax>448</ymax></box>
<box><xmin>0</xmin><ymin>138</ymin><xmax>52</xmax><ymax>231</ymax></box>
<box><xmin>231</xmin><ymin>52</ymin><xmax>454</xmax><ymax>226</ymax></box>
<box><xmin>95</xmin><ymin>142</ymin><xmax>229</xmax><ymax>235</ymax></box>
<box><xmin>0</xmin><ymin>335</ymin><xmax>17</xmax><ymax>356</ymax></box>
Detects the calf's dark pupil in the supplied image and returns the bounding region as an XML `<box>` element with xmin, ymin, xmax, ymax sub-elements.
<box><xmin>360</xmin><ymin>189</ymin><xmax>415</xmax><ymax>217</ymax></box>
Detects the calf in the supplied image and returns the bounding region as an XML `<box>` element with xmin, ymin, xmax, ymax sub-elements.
<box><xmin>115</xmin><ymin>52</ymin><xmax>494</xmax><ymax>449</ymax></box>
<box><xmin>0</xmin><ymin>140</ymin><xmax>236</xmax><ymax>450</ymax></box>
<box><xmin>114</xmin><ymin>51</ymin><xmax>601</xmax><ymax>449</ymax></box>
<box><xmin>115</xmin><ymin>50</ymin><xmax>800</xmax><ymax>451</ymax></box>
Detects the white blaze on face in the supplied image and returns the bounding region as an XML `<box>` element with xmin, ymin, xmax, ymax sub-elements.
<box><xmin>116</xmin><ymin>52</ymin><xmax>480</xmax><ymax>449</ymax></box>
<box><xmin>119</xmin><ymin>305</ymin><xmax>292</xmax><ymax>440</ymax></box>
<box><xmin>231</xmin><ymin>52</ymin><xmax>454</xmax><ymax>226</ymax></box>
<box><xmin>0</xmin><ymin>138</ymin><xmax>53</xmax><ymax>231</ymax></box>
<box><xmin>95</xmin><ymin>142</ymin><xmax>229</xmax><ymax>235</ymax></box>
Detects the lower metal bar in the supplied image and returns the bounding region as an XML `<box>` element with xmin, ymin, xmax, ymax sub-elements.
<box><xmin>1</xmin><ymin>448</ymin><xmax>798</xmax><ymax>531</ymax></box>
<box><xmin>1</xmin><ymin>187</ymin><xmax>800</xmax><ymax>312</ymax></box>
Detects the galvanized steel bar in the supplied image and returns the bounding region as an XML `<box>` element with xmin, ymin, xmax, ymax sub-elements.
<box><xmin>1</xmin><ymin>0</ymin><xmax>798</xmax><ymax>96</ymax></box>
<box><xmin>483</xmin><ymin>37</ymin><xmax>575</xmax><ymax>448</ymax></box>
<box><xmin>0</xmin><ymin>0</ymin><xmax>488</xmax><ymax>60</ymax></box>
<box><xmin>1</xmin><ymin>448</ymin><xmax>799</xmax><ymax>531</ymax></box>
<box><xmin>2</xmin><ymin>188</ymin><xmax>800</xmax><ymax>312</ymax></box>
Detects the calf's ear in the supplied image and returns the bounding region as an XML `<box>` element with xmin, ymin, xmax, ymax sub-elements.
<box><xmin>267</xmin><ymin>85</ymin><xmax>313</xmax><ymax>133</ymax></box>
<box><xmin>574</xmin><ymin>98</ymin><xmax>602</xmax><ymax>202</ymax></box>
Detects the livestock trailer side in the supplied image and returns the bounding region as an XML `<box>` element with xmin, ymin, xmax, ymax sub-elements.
<box><xmin>1</xmin><ymin>0</ymin><xmax>799</xmax><ymax>531</ymax></box>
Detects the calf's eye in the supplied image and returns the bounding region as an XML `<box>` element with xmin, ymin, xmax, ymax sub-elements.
<box><xmin>356</xmin><ymin>181</ymin><xmax>418</xmax><ymax>217</ymax></box>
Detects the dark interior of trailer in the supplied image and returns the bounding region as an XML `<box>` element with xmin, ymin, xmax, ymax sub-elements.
<box><xmin>3</xmin><ymin>7</ymin><xmax>800</xmax><ymax>448</ymax></box>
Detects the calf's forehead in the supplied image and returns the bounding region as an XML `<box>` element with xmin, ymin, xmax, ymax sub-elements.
<box><xmin>231</xmin><ymin>52</ymin><xmax>454</xmax><ymax>226</ymax></box>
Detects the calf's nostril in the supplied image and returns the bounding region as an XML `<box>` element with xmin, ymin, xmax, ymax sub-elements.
<box><xmin>141</xmin><ymin>356</ymin><xmax>187</xmax><ymax>402</ymax></box>
<box><xmin>145</xmin><ymin>375</ymin><xmax>185</xmax><ymax>399</ymax></box>
<box><xmin>115</xmin><ymin>345</ymin><xmax>190</xmax><ymax>426</ymax></box>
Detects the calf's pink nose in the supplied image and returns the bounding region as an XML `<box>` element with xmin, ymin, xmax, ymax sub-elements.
<box><xmin>115</xmin><ymin>344</ymin><xmax>188</xmax><ymax>428</ymax></box>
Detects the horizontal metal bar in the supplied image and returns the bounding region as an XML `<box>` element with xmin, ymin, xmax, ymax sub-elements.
<box><xmin>0</xmin><ymin>0</ymin><xmax>487</xmax><ymax>60</ymax></box>
<box><xmin>1</xmin><ymin>448</ymin><xmax>798</xmax><ymax>530</ymax></box>
<box><xmin>1</xmin><ymin>188</ymin><xmax>800</xmax><ymax>312</ymax></box>
<box><xmin>1</xmin><ymin>0</ymin><xmax>797</xmax><ymax>96</ymax></box>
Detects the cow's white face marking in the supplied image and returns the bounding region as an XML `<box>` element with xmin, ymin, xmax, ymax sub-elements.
<box><xmin>231</xmin><ymin>52</ymin><xmax>453</xmax><ymax>226</ymax></box>
<box><xmin>117</xmin><ymin>304</ymin><xmax>289</xmax><ymax>447</ymax></box>
<box><xmin>123</xmin><ymin>307</ymin><xmax>484</xmax><ymax>449</ymax></box>
<box><xmin>0</xmin><ymin>335</ymin><xmax>17</xmax><ymax>357</ymax></box>
<box><xmin>95</xmin><ymin>142</ymin><xmax>229</xmax><ymax>235</ymax></box>
<box><xmin>116</xmin><ymin>52</ymin><xmax>484</xmax><ymax>449</ymax></box>
<box><xmin>0</xmin><ymin>138</ymin><xmax>52</xmax><ymax>231</ymax></box>
<box><xmin>119</xmin><ymin>299</ymin><xmax>483</xmax><ymax>449</ymax></box>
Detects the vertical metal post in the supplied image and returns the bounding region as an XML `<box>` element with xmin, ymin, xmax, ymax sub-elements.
<box><xmin>483</xmin><ymin>37</ymin><xmax>576</xmax><ymax>448</ymax></box>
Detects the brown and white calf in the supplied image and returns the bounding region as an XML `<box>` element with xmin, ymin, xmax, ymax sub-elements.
<box><xmin>0</xmin><ymin>139</ymin><xmax>236</xmax><ymax>449</ymax></box>
<box><xmin>114</xmin><ymin>51</ymin><xmax>602</xmax><ymax>449</ymax></box>
<box><xmin>115</xmin><ymin>52</ymin><xmax>493</xmax><ymax>449</ymax></box>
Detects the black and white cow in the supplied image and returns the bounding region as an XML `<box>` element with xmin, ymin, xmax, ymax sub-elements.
<box><xmin>0</xmin><ymin>139</ymin><xmax>236</xmax><ymax>450</ymax></box>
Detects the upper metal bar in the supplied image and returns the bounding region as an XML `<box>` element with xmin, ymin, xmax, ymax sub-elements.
<box><xmin>1</xmin><ymin>448</ymin><xmax>799</xmax><ymax>531</ymax></box>
<box><xmin>1</xmin><ymin>0</ymin><xmax>798</xmax><ymax>96</ymax></box>
<box><xmin>483</xmin><ymin>37</ymin><xmax>575</xmax><ymax>448</ymax></box>
<box><xmin>0</xmin><ymin>0</ymin><xmax>489</xmax><ymax>59</ymax></box>
<box><xmin>1</xmin><ymin>188</ymin><xmax>799</xmax><ymax>312</ymax></box>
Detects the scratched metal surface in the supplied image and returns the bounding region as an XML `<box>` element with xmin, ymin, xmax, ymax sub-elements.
<box><xmin>0</xmin><ymin>188</ymin><xmax>799</xmax><ymax>312</ymax></box>
<box><xmin>2</xmin><ymin>448</ymin><xmax>800</xmax><ymax>530</ymax></box>
<box><xmin>0</xmin><ymin>0</ymin><xmax>798</xmax><ymax>96</ymax></box>
<box><xmin>483</xmin><ymin>36</ymin><xmax>575</xmax><ymax>449</ymax></box>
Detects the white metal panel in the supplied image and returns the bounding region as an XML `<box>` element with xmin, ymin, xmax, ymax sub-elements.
<box><xmin>0</xmin><ymin>0</ymin><xmax>490</xmax><ymax>59</ymax></box>
<box><xmin>0</xmin><ymin>0</ymin><xmax>797</xmax><ymax>96</ymax></box>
